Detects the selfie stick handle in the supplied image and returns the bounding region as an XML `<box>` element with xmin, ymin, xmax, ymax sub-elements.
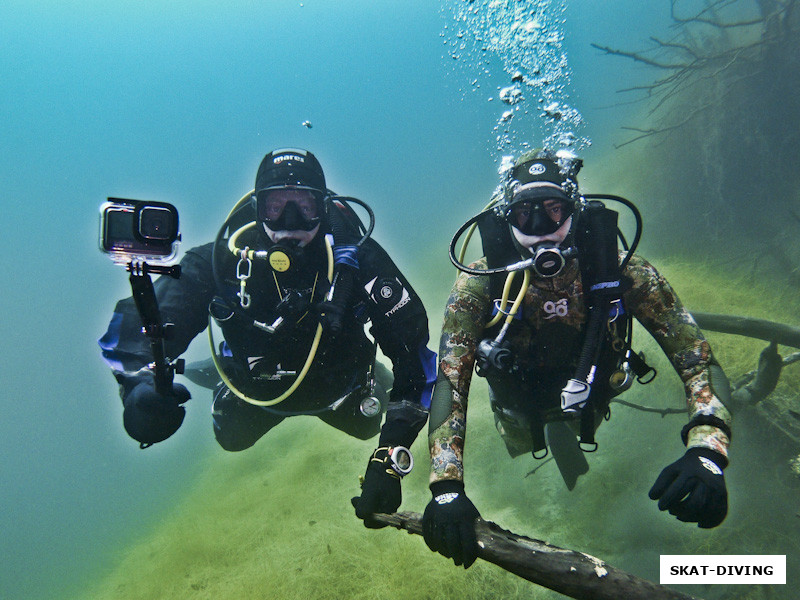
<box><xmin>127</xmin><ymin>262</ymin><xmax>183</xmax><ymax>396</ymax></box>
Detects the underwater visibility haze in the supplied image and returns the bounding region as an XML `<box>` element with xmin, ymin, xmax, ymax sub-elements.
<box><xmin>2</xmin><ymin>1</ymin><xmax>799</xmax><ymax>599</ymax></box>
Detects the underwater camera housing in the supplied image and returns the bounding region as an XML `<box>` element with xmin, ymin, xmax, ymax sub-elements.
<box><xmin>100</xmin><ymin>198</ymin><xmax>180</xmax><ymax>264</ymax></box>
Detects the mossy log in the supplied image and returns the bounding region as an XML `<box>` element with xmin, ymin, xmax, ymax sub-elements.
<box><xmin>373</xmin><ymin>511</ymin><xmax>701</xmax><ymax>600</ymax></box>
<box><xmin>691</xmin><ymin>312</ymin><xmax>800</xmax><ymax>348</ymax></box>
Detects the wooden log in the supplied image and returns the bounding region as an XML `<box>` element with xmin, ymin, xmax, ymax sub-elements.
<box><xmin>373</xmin><ymin>511</ymin><xmax>701</xmax><ymax>600</ymax></box>
<box><xmin>692</xmin><ymin>312</ymin><xmax>800</xmax><ymax>348</ymax></box>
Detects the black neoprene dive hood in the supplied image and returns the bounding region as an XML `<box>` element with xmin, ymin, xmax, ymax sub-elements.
<box><xmin>509</xmin><ymin>154</ymin><xmax>570</xmax><ymax>198</ymax></box>
<box><xmin>255</xmin><ymin>148</ymin><xmax>327</xmax><ymax>197</ymax></box>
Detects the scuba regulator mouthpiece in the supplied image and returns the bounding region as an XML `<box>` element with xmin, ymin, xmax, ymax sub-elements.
<box><xmin>529</xmin><ymin>244</ymin><xmax>577</xmax><ymax>278</ymax></box>
<box><xmin>265</xmin><ymin>239</ymin><xmax>307</xmax><ymax>273</ymax></box>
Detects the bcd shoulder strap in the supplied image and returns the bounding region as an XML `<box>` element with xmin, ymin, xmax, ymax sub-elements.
<box><xmin>475</xmin><ymin>209</ymin><xmax>522</xmax><ymax>303</ymax></box>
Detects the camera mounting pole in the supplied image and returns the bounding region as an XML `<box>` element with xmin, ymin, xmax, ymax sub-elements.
<box><xmin>127</xmin><ymin>260</ymin><xmax>184</xmax><ymax>396</ymax></box>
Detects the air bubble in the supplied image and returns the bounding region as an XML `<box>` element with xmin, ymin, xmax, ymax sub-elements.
<box><xmin>499</xmin><ymin>85</ymin><xmax>522</xmax><ymax>105</ymax></box>
<box><xmin>543</xmin><ymin>102</ymin><xmax>562</xmax><ymax>120</ymax></box>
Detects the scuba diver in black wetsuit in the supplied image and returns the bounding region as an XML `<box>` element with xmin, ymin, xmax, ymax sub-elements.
<box><xmin>99</xmin><ymin>148</ymin><xmax>436</xmax><ymax>521</ymax></box>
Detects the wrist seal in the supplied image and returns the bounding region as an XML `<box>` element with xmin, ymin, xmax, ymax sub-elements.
<box><xmin>681</xmin><ymin>414</ymin><xmax>732</xmax><ymax>445</ymax></box>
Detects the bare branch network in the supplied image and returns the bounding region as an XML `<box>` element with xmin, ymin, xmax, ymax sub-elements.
<box><xmin>591</xmin><ymin>0</ymin><xmax>797</xmax><ymax>146</ymax></box>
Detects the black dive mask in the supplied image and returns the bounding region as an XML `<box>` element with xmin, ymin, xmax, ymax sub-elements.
<box><xmin>504</xmin><ymin>195</ymin><xmax>573</xmax><ymax>237</ymax></box>
<box><xmin>508</xmin><ymin>207</ymin><xmax>576</xmax><ymax>278</ymax></box>
<box><xmin>255</xmin><ymin>191</ymin><xmax>322</xmax><ymax>232</ymax></box>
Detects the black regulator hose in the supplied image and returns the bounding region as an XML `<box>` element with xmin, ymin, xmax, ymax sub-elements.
<box><xmin>562</xmin><ymin>199</ymin><xmax>631</xmax><ymax>414</ymax></box>
<box><xmin>572</xmin><ymin>302</ymin><xmax>607</xmax><ymax>385</ymax></box>
<box><xmin>328</xmin><ymin>195</ymin><xmax>375</xmax><ymax>246</ymax></box>
<box><xmin>321</xmin><ymin>195</ymin><xmax>376</xmax><ymax>335</ymax></box>
<box><xmin>583</xmin><ymin>194</ymin><xmax>642</xmax><ymax>270</ymax></box>
<box><xmin>448</xmin><ymin>210</ymin><xmax>521</xmax><ymax>276</ymax></box>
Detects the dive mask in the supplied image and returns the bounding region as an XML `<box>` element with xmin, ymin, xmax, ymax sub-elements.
<box><xmin>504</xmin><ymin>185</ymin><xmax>573</xmax><ymax>236</ymax></box>
<box><xmin>506</xmin><ymin>191</ymin><xmax>576</xmax><ymax>278</ymax></box>
<box><xmin>255</xmin><ymin>188</ymin><xmax>323</xmax><ymax>232</ymax></box>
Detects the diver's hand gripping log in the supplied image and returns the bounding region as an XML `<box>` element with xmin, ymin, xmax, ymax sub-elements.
<box><xmin>372</xmin><ymin>512</ymin><xmax>702</xmax><ymax>600</ymax></box>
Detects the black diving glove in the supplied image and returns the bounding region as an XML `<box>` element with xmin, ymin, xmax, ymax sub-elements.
<box><xmin>649</xmin><ymin>447</ymin><xmax>728</xmax><ymax>528</ymax></box>
<box><xmin>120</xmin><ymin>375</ymin><xmax>190</xmax><ymax>446</ymax></box>
<box><xmin>351</xmin><ymin>451</ymin><xmax>402</xmax><ymax>529</ymax></box>
<box><xmin>352</xmin><ymin>419</ymin><xmax>425</xmax><ymax>527</ymax></box>
<box><xmin>422</xmin><ymin>480</ymin><xmax>481</xmax><ymax>569</ymax></box>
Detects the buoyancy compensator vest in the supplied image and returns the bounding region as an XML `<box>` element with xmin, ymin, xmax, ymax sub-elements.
<box><xmin>449</xmin><ymin>192</ymin><xmax>656</xmax><ymax>456</ymax></box>
<box><xmin>207</xmin><ymin>190</ymin><xmax>376</xmax><ymax>407</ymax></box>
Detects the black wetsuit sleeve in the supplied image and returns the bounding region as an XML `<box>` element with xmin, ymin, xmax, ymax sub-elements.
<box><xmin>98</xmin><ymin>243</ymin><xmax>217</xmax><ymax>374</ymax></box>
<box><xmin>356</xmin><ymin>238</ymin><xmax>435</xmax><ymax>446</ymax></box>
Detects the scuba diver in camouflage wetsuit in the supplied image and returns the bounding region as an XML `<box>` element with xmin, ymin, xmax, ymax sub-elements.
<box><xmin>421</xmin><ymin>149</ymin><xmax>733</xmax><ymax>568</ymax></box>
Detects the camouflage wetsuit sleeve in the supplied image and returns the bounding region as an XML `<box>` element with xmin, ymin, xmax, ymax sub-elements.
<box><xmin>623</xmin><ymin>253</ymin><xmax>732</xmax><ymax>458</ymax></box>
<box><xmin>428</xmin><ymin>259</ymin><xmax>491</xmax><ymax>485</ymax></box>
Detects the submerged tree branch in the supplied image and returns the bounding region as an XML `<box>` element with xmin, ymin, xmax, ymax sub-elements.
<box><xmin>691</xmin><ymin>312</ymin><xmax>800</xmax><ymax>348</ymax></box>
<box><xmin>613</xmin><ymin>399</ymin><xmax>685</xmax><ymax>416</ymax></box>
<box><xmin>589</xmin><ymin>43</ymin><xmax>684</xmax><ymax>69</ymax></box>
<box><xmin>613</xmin><ymin>314</ymin><xmax>798</xmax><ymax>415</ymax></box>
<box><xmin>372</xmin><ymin>512</ymin><xmax>701</xmax><ymax>600</ymax></box>
<box><xmin>671</xmin><ymin>0</ymin><xmax>773</xmax><ymax>29</ymax></box>
<box><xmin>593</xmin><ymin>0</ymin><xmax>797</xmax><ymax>145</ymax></box>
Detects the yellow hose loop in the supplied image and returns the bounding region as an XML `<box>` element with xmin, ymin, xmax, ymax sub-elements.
<box><xmin>207</xmin><ymin>233</ymin><xmax>335</xmax><ymax>407</ymax></box>
<box><xmin>506</xmin><ymin>268</ymin><xmax>530</xmax><ymax>325</ymax></box>
<box><xmin>486</xmin><ymin>271</ymin><xmax>516</xmax><ymax>328</ymax></box>
<box><xmin>456</xmin><ymin>194</ymin><xmax>528</xmax><ymax>329</ymax></box>
<box><xmin>225</xmin><ymin>190</ymin><xmax>262</xmax><ymax>260</ymax></box>
<box><xmin>228</xmin><ymin>221</ymin><xmax>262</xmax><ymax>259</ymax></box>
<box><xmin>486</xmin><ymin>268</ymin><xmax>530</xmax><ymax>328</ymax></box>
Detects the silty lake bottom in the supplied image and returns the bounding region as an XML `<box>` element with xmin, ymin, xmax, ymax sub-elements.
<box><xmin>1</xmin><ymin>1</ymin><xmax>798</xmax><ymax>599</ymax></box>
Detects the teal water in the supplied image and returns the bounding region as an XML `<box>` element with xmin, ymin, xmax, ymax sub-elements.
<box><xmin>2</xmin><ymin>1</ymin><xmax>796</xmax><ymax>599</ymax></box>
